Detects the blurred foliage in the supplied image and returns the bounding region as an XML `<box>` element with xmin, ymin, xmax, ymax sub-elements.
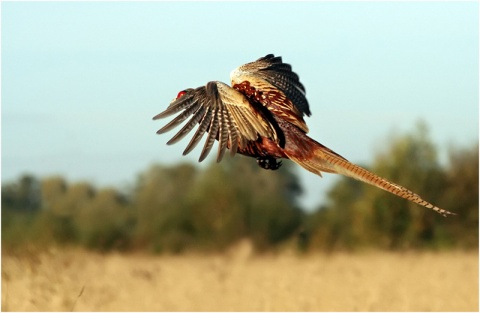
<box><xmin>305</xmin><ymin>122</ymin><xmax>478</xmax><ymax>251</ymax></box>
<box><xmin>2</xmin><ymin>122</ymin><xmax>478</xmax><ymax>253</ymax></box>
<box><xmin>131</xmin><ymin>158</ymin><xmax>303</xmax><ymax>253</ymax></box>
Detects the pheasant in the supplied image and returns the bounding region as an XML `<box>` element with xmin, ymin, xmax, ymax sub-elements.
<box><xmin>153</xmin><ymin>54</ymin><xmax>454</xmax><ymax>217</ymax></box>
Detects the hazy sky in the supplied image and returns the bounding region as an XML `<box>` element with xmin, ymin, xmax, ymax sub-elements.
<box><xmin>2</xmin><ymin>1</ymin><xmax>478</xmax><ymax>210</ymax></box>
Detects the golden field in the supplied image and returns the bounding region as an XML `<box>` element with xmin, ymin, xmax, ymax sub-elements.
<box><xmin>2</xmin><ymin>243</ymin><xmax>478</xmax><ymax>311</ymax></box>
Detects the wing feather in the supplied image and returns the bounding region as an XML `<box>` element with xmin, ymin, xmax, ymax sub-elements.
<box><xmin>230</xmin><ymin>54</ymin><xmax>311</xmax><ymax>133</ymax></box>
<box><xmin>153</xmin><ymin>92</ymin><xmax>195</xmax><ymax>119</ymax></box>
<box><xmin>156</xmin><ymin>101</ymin><xmax>201</xmax><ymax>134</ymax></box>
<box><xmin>153</xmin><ymin>81</ymin><xmax>277</xmax><ymax>162</ymax></box>
<box><xmin>165</xmin><ymin>106</ymin><xmax>205</xmax><ymax>145</ymax></box>
<box><xmin>200</xmin><ymin>108</ymin><xmax>220</xmax><ymax>162</ymax></box>
<box><xmin>183</xmin><ymin>106</ymin><xmax>213</xmax><ymax>156</ymax></box>
<box><xmin>217</xmin><ymin>105</ymin><xmax>230</xmax><ymax>161</ymax></box>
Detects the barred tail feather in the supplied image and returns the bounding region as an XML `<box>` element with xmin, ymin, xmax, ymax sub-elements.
<box><xmin>286</xmin><ymin>141</ymin><xmax>455</xmax><ymax>217</ymax></box>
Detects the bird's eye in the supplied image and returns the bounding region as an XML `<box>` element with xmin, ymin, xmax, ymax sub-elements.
<box><xmin>176</xmin><ymin>90</ymin><xmax>187</xmax><ymax>99</ymax></box>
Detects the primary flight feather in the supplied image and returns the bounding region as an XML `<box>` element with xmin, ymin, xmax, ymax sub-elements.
<box><xmin>153</xmin><ymin>54</ymin><xmax>454</xmax><ymax>217</ymax></box>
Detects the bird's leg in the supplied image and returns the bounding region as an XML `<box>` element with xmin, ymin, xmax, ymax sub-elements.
<box><xmin>256</xmin><ymin>156</ymin><xmax>282</xmax><ymax>170</ymax></box>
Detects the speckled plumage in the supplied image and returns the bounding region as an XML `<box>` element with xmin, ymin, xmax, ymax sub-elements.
<box><xmin>153</xmin><ymin>54</ymin><xmax>454</xmax><ymax>217</ymax></box>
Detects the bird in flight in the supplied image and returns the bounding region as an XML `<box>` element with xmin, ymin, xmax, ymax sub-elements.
<box><xmin>153</xmin><ymin>54</ymin><xmax>454</xmax><ymax>217</ymax></box>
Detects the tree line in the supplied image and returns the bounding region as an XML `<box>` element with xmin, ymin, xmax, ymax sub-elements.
<box><xmin>2</xmin><ymin>122</ymin><xmax>478</xmax><ymax>253</ymax></box>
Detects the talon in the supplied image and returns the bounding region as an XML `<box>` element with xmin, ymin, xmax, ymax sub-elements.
<box><xmin>256</xmin><ymin>157</ymin><xmax>282</xmax><ymax>170</ymax></box>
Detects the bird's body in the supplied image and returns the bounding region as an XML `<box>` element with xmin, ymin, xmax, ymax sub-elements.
<box><xmin>154</xmin><ymin>54</ymin><xmax>454</xmax><ymax>217</ymax></box>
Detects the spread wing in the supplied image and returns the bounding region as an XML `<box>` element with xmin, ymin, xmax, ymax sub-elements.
<box><xmin>230</xmin><ymin>54</ymin><xmax>311</xmax><ymax>133</ymax></box>
<box><xmin>153</xmin><ymin>81</ymin><xmax>279</xmax><ymax>163</ymax></box>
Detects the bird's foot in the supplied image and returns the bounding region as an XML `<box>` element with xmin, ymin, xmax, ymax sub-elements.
<box><xmin>256</xmin><ymin>157</ymin><xmax>282</xmax><ymax>170</ymax></box>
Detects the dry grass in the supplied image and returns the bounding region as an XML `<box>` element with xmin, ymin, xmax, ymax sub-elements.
<box><xmin>2</xmin><ymin>243</ymin><xmax>478</xmax><ymax>311</ymax></box>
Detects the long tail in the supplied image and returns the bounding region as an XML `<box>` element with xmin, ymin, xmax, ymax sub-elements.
<box><xmin>285</xmin><ymin>137</ymin><xmax>455</xmax><ymax>217</ymax></box>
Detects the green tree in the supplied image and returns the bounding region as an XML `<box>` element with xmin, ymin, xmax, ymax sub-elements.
<box><xmin>2</xmin><ymin>174</ymin><xmax>41</xmax><ymax>212</ymax></box>
<box><xmin>33</xmin><ymin>177</ymin><xmax>78</xmax><ymax>245</ymax></box>
<box><xmin>73</xmin><ymin>188</ymin><xmax>132</xmax><ymax>250</ymax></box>
<box><xmin>131</xmin><ymin>155</ymin><xmax>304</xmax><ymax>253</ymax></box>
<box><xmin>132</xmin><ymin>163</ymin><xmax>198</xmax><ymax>252</ymax></box>
<box><xmin>307</xmin><ymin>121</ymin><xmax>458</xmax><ymax>251</ymax></box>
<box><xmin>2</xmin><ymin>175</ymin><xmax>42</xmax><ymax>250</ymax></box>
<box><xmin>305</xmin><ymin>178</ymin><xmax>368</xmax><ymax>251</ymax></box>
<box><xmin>441</xmin><ymin>143</ymin><xmax>479</xmax><ymax>248</ymax></box>
<box><xmin>211</xmin><ymin>156</ymin><xmax>303</xmax><ymax>250</ymax></box>
<box><xmin>40</xmin><ymin>176</ymin><xmax>68</xmax><ymax>214</ymax></box>
<box><xmin>186</xmin><ymin>159</ymin><xmax>244</xmax><ymax>250</ymax></box>
<box><xmin>368</xmin><ymin>121</ymin><xmax>447</xmax><ymax>249</ymax></box>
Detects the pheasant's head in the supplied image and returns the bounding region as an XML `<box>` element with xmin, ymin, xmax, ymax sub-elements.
<box><xmin>176</xmin><ymin>90</ymin><xmax>187</xmax><ymax>99</ymax></box>
<box><xmin>169</xmin><ymin>88</ymin><xmax>193</xmax><ymax>105</ymax></box>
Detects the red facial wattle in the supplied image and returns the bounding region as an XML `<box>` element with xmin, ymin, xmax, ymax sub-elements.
<box><xmin>176</xmin><ymin>90</ymin><xmax>187</xmax><ymax>99</ymax></box>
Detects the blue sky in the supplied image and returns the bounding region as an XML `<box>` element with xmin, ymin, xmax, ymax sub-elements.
<box><xmin>2</xmin><ymin>1</ymin><xmax>478</xmax><ymax>210</ymax></box>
